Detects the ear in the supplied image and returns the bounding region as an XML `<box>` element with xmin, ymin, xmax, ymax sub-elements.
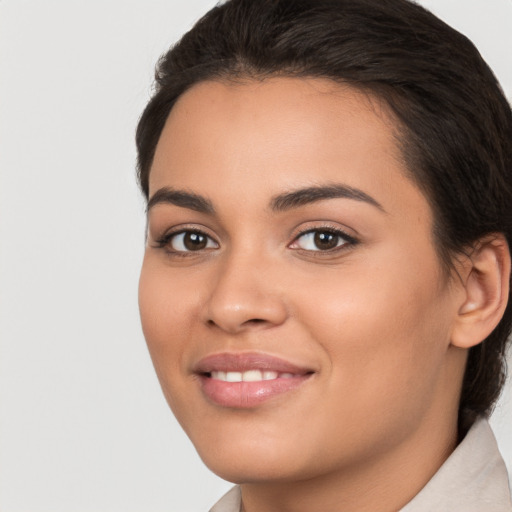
<box><xmin>451</xmin><ymin>234</ymin><xmax>511</xmax><ymax>349</ymax></box>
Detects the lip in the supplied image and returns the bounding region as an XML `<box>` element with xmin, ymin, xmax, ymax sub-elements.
<box><xmin>194</xmin><ymin>352</ymin><xmax>314</xmax><ymax>408</ymax></box>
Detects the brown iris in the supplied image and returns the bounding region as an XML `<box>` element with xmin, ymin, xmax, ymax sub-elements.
<box><xmin>314</xmin><ymin>231</ymin><xmax>339</xmax><ymax>250</ymax></box>
<box><xmin>183</xmin><ymin>232</ymin><xmax>209</xmax><ymax>251</ymax></box>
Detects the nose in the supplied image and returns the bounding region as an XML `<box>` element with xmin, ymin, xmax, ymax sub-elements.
<box><xmin>203</xmin><ymin>252</ymin><xmax>288</xmax><ymax>334</ymax></box>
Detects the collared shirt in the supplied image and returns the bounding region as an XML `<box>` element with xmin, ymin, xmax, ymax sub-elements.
<box><xmin>209</xmin><ymin>419</ymin><xmax>512</xmax><ymax>512</ymax></box>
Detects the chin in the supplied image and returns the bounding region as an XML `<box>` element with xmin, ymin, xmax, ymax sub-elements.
<box><xmin>199</xmin><ymin>452</ymin><xmax>308</xmax><ymax>484</ymax></box>
<box><xmin>187</xmin><ymin>422</ymin><xmax>313</xmax><ymax>483</ymax></box>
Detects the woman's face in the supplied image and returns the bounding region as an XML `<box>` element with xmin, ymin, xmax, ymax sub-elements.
<box><xmin>139</xmin><ymin>78</ymin><xmax>465</xmax><ymax>483</ymax></box>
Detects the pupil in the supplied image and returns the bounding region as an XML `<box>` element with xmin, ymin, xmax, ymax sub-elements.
<box><xmin>314</xmin><ymin>231</ymin><xmax>337</xmax><ymax>250</ymax></box>
<box><xmin>184</xmin><ymin>232</ymin><xmax>207</xmax><ymax>251</ymax></box>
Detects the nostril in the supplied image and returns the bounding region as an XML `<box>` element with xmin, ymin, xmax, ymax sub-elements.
<box><xmin>245</xmin><ymin>318</ymin><xmax>266</xmax><ymax>325</ymax></box>
<box><xmin>206</xmin><ymin>317</ymin><xmax>267</xmax><ymax>329</ymax></box>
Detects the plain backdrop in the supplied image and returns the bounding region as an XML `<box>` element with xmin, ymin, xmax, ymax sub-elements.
<box><xmin>0</xmin><ymin>1</ymin><xmax>511</xmax><ymax>511</ymax></box>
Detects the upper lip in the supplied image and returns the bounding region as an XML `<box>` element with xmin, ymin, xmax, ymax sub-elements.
<box><xmin>193</xmin><ymin>352</ymin><xmax>314</xmax><ymax>375</ymax></box>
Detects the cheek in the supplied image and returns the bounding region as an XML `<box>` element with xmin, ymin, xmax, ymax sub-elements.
<box><xmin>139</xmin><ymin>254</ymin><xmax>203</xmax><ymax>338</ymax></box>
<box><xmin>138</xmin><ymin>259</ymin><xmax>195</xmax><ymax>393</ymax></box>
<box><xmin>294</xmin><ymin>248</ymin><xmax>453</xmax><ymax>412</ymax></box>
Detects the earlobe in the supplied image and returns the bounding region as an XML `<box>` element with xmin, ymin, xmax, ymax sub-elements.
<box><xmin>451</xmin><ymin>234</ymin><xmax>511</xmax><ymax>349</ymax></box>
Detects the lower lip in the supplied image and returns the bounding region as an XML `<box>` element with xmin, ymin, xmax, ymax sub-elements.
<box><xmin>199</xmin><ymin>375</ymin><xmax>311</xmax><ymax>408</ymax></box>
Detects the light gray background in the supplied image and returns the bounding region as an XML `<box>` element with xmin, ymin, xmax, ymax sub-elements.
<box><xmin>0</xmin><ymin>1</ymin><xmax>511</xmax><ymax>511</ymax></box>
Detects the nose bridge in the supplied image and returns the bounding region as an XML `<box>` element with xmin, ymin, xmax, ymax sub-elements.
<box><xmin>204</xmin><ymin>244</ymin><xmax>287</xmax><ymax>333</ymax></box>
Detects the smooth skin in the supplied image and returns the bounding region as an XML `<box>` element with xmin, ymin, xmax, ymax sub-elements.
<box><xmin>139</xmin><ymin>78</ymin><xmax>509</xmax><ymax>512</ymax></box>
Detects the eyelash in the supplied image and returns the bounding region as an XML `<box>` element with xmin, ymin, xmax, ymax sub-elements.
<box><xmin>153</xmin><ymin>225</ymin><xmax>358</xmax><ymax>257</ymax></box>
<box><xmin>290</xmin><ymin>226</ymin><xmax>358</xmax><ymax>254</ymax></box>
<box><xmin>153</xmin><ymin>228</ymin><xmax>219</xmax><ymax>256</ymax></box>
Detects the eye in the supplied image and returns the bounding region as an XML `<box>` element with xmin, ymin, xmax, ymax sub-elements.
<box><xmin>159</xmin><ymin>230</ymin><xmax>218</xmax><ymax>253</ymax></box>
<box><xmin>290</xmin><ymin>229</ymin><xmax>354</xmax><ymax>252</ymax></box>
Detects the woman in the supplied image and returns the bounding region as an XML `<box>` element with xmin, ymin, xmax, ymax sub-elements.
<box><xmin>136</xmin><ymin>0</ymin><xmax>512</xmax><ymax>510</ymax></box>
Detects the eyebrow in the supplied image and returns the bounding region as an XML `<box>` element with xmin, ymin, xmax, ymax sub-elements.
<box><xmin>147</xmin><ymin>187</ymin><xmax>215</xmax><ymax>214</ymax></box>
<box><xmin>147</xmin><ymin>183</ymin><xmax>384</xmax><ymax>215</ymax></box>
<box><xmin>270</xmin><ymin>184</ymin><xmax>385</xmax><ymax>212</ymax></box>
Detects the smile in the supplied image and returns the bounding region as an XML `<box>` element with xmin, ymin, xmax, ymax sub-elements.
<box><xmin>210</xmin><ymin>370</ymin><xmax>295</xmax><ymax>382</ymax></box>
<box><xmin>194</xmin><ymin>353</ymin><xmax>314</xmax><ymax>408</ymax></box>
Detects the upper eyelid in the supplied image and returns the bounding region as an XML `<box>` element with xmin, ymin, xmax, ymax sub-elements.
<box><xmin>290</xmin><ymin>222</ymin><xmax>358</xmax><ymax>241</ymax></box>
<box><xmin>152</xmin><ymin>223</ymin><xmax>218</xmax><ymax>240</ymax></box>
<box><xmin>295</xmin><ymin>226</ymin><xmax>350</xmax><ymax>236</ymax></box>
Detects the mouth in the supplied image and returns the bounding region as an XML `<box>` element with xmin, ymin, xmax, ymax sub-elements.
<box><xmin>194</xmin><ymin>353</ymin><xmax>315</xmax><ymax>408</ymax></box>
<box><xmin>208</xmin><ymin>369</ymin><xmax>297</xmax><ymax>382</ymax></box>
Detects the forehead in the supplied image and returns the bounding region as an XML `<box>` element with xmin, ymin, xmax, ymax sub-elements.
<box><xmin>149</xmin><ymin>77</ymin><xmax>428</xmax><ymax>221</ymax></box>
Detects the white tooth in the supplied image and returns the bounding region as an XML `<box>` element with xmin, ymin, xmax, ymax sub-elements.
<box><xmin>211</xmin><ymin>371</ymin><xmax>226</xmax><ymax>381</ymax></box>
<box><xmin>280</xmin><ymin>373</ymin><xmax>294</xmax><ymax>379</ymax></box>
<box><xmin>262</xmin><ymin>371</ymin><xmax>278</xmax><ymax>380</ymax></box>
<box><xmin>242</xmin><ymin>370</ymin><xmax>264</xmax><ymax>382</ymax></box>
<box><xmin>226</xmin><ymin>371</ymin><xmax>243</xmax><ymax>382</ymax></box>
